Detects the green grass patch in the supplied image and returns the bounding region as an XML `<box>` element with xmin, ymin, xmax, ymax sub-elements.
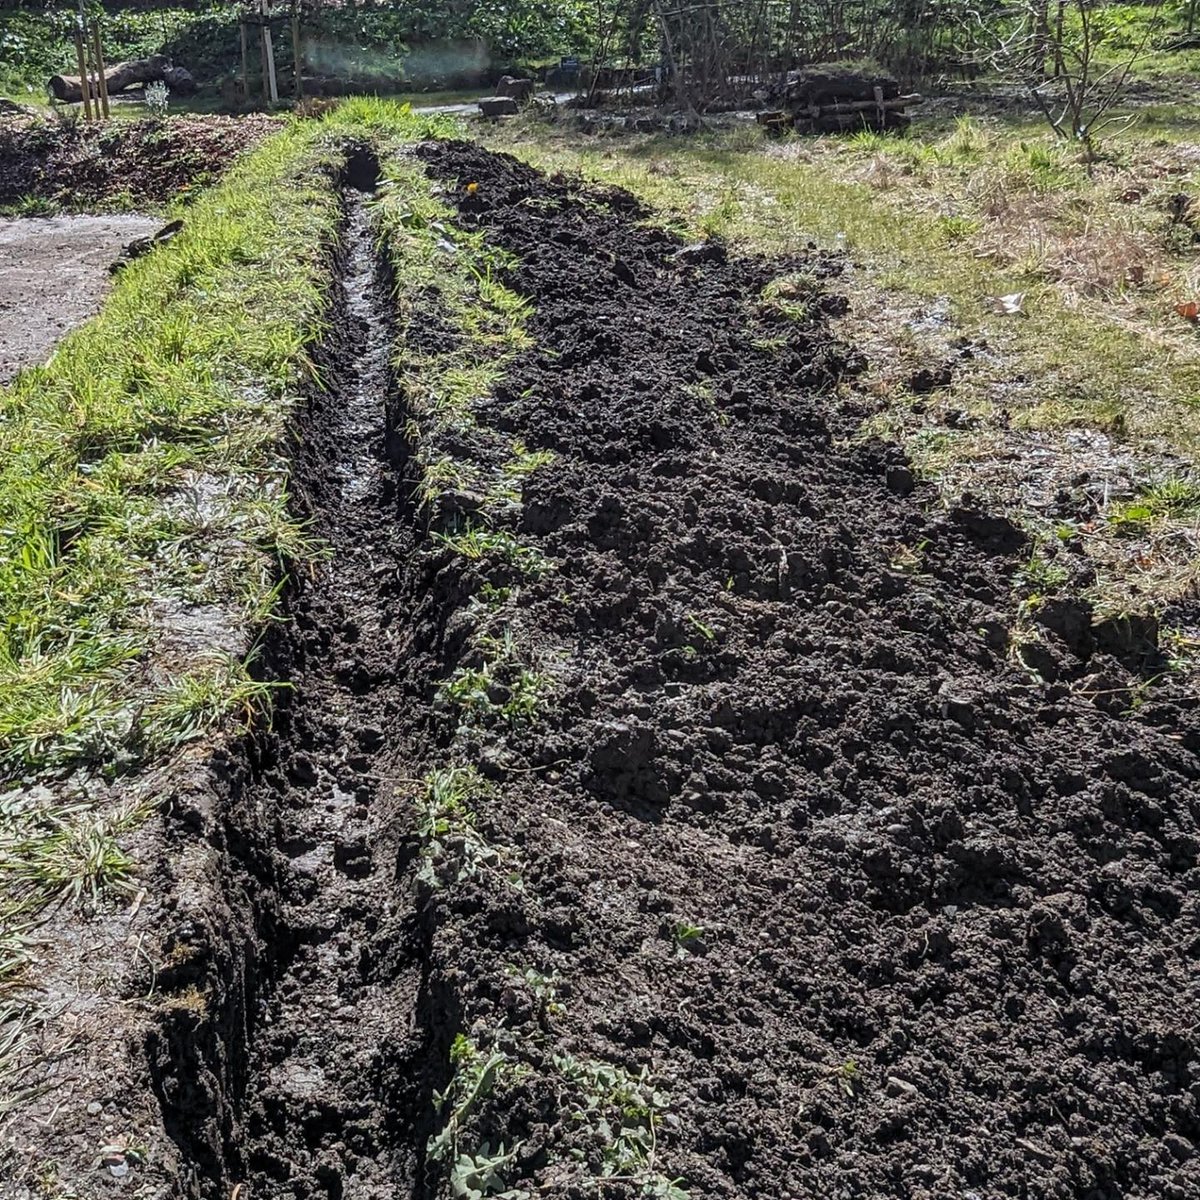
<box><xmin>0</xmin><ymin>118</ymin><xmax>343</xmax><ymax>775</ymax></box>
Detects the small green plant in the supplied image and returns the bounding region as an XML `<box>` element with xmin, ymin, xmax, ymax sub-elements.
<box><xmin>671</xmin><ymin>921</ymin><xmax>704</xmax><ymax>956</ymax></box>
<box><xmin>1017</xmin><ymin>551</ymin><xmax>1070</xmax><ymax>594</ymax></box>
<box><xmin>553</xmin><ymin>1055</ymin><xmax>687</xmax><ymax>1196</ymax></box>
<box><xmin>429</xmin><ymin>1035</ymin><xmax>524</xmax><ymax>1197</ymax></box>
<box><xmin>1141</xmin><ymin>476</ymin><xmax>1200</xmax><ymax>517</ymax></box>
<box><xmin>505</xmin><ymin>965</ymin><xmax>565</xmax><ymax>1019</ymax></box>
<box><xmin>888</xmin><ymin>539</ymin><xmax>928</xmax><ymax>574</ymax></box>
<box><xmin>418</xmin><ymin>454</ymin><xmax>476</xmax><ymax>508</ymax></box>
<box><xmin>478</xmin><ymin>583</ymin><xmax>513</xmax><ymax>608</ymax></box>
<box><xmin>838</xmin><ymin>1058</ymin><xmax>860</xmax><ymax>1098</ymax></box>
<box><xmin>441</xmin><ymin>627</ymin><xmax>550</xmax><ymax>726</ymax></box>
<box><xmin>684</xmin><ymin>614</ymin><xmax>716</xmax><ymax>644</ymax></box>
<box><xmin>450</xmin><ymin>1143</ymin><xmax>528</xmax><ymax>1200</ymax></box>
<box><xmin>143</xmin><ymin>80</ymin><xmax>169</xmax><ymax>119</ymax></box>
<box><xmin>435</xmin><ymin>524</ymin><xmax>547</xmax><ymax>578</ymax></box>
<box><xmin>414</xmin><ymin>767</ymin><xmax>499</xmax><ymax>887</ymax></box>
<box><xmin>760</xmin><ymin>272</ymin><xmax>820</xmax><ymax>322</ymax></box>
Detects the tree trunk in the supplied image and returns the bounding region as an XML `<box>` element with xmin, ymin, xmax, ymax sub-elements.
<box><xmin>49</xmin><ymin>55</ymin><xmax>169</xmax><ymax>103</ymax></box>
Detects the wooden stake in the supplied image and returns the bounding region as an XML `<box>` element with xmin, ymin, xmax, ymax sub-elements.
<box><xmin>240</xmin><ymin>19</ymin><xmax>249</xmax><ymax>102</ymax></box>
<box><xmin>72</xmin><ymin>26</ymin><xmax>93</xmax><ymax>120</ymax></box>
<box><xmin>91</xmin><ymin>18</ymin><xmax>110</xmax><ymax>118</ymax></box>
<box><xmin>263</xmin><ymin>0</ymin><xmax>279</xmax><ymax>104</ymax></box>
<box><xmin>260</xmin><ymin>16</ymin><xmax>270</xmax><ymax>105</ymax></box>
<box><xmin>291</xmin><ymin>2</ymin><xmax>303</xmax><ymax>99</ymax></box>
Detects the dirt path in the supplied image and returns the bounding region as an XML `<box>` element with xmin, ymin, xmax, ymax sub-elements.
<box><xmin>0</xmin><ymin>213</ymin><xmax>158</xmax><ymax>384</ymax></box>
<box><xmin>153</xmin><ymin>181</ymin><xmax>441</xmax><ymax>1200</ymax></box>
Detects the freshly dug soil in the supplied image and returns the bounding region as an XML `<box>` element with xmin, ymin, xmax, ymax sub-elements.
<box><xmin>393</xmin><ymin>142</ymin><xmax>1200</xmax><ymax>1199</ymax></box>
<box><xmin>0</xmin><ymin>115</ymin><xmax>274</xmax><ymax>208</ymax></box>
<box><xmin>132</xmin><ymin>139</ymin><xmax>1200</xmax><ymax>1200</ymax></box>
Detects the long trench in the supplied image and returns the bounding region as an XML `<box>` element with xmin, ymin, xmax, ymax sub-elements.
<box><xmin>152</xmin><ymin>160</ymin><xmax>444</xmax><ymax>1200</ymax></box>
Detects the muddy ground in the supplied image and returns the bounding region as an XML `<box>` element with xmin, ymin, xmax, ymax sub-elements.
<box><xmin>0</xmin><ymin>212</ymin><xmax>160</xmax><ymax>382</ymax></box>
<box><xmin>8</xmin><ymin>137</ymin><xmax>1200</xmax><ymax>1200</ymax></box>
<box><xmin>0</xmin><ymin>115</ymin><xmax>274</xmax><ymax>209</ymax></box>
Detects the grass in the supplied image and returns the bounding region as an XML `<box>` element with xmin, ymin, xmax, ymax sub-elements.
<box><xmin>0</xmin><ymin>123</ymin><xmax>338</xmax><ymax>776</ymax></box>
<box><xmin>375</xmin><ymin>156</ymin><xmax>532</xmax><ymax>449</ymax></box>
<box><xmin>485</xmin><ymin>107</ymin><xmax>1200</xmax><ymax>617</ymax></box>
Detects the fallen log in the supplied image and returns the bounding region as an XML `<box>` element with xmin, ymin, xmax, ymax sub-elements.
<box><xmin>49</xmin><ymin>55</ymin><xmax>169</xmax><ymax>103</ymax></box>
<box><xmin>796</xmin><ymin>92</ymin><xmax>921</xmax><ymax>115</ymax></box>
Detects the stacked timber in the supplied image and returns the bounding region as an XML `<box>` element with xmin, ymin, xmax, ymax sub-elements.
<box><xmin>756</xmin><ymin>63</ymin><xmax>919</xmax><ymax>135</ymax></box>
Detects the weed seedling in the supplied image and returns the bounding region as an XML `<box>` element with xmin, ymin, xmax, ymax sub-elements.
<box><xmin>505</xmin><ymin>965</ymin><xmax>565</xmax><ymax>1020</ymax></box>
<box><xmin>671</xmin><ymin>921</ymin><xmax>705</xmax><ymax>955</ymax></box>
<box><xmin>553</xmin><ymin>1055</ymin><xmax>687</xmax><ymax>1196</ymax></box>
<box><xmin>838</xmin><ymin>1058</ymin><xmax>860</xmax><ymax>1098</ymax></box>
<box><xmin>413</xmin><ymin>767</ymin><xmax>500</xmax><ymax>887</ymax></box>
<box><xmin>429</xmin><ymin>1034</ymin><xmax>523</xmax><ymax>1195</ymax></box>
<box><xmin>435</xmin><ymin>524</ymin><xmax>547</xmax><ymax>579</ymax></box>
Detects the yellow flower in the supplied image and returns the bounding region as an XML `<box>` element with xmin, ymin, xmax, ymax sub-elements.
<box><xmin>466</xmin><ymin>181</ymin><xmax>479</xmax><ymax>194</ymax></box>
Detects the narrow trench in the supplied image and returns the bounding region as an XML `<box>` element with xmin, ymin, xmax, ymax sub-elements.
<box><xmin>153</xmin><ymin>151</ymin><xmax>445</xmax><ymax>1200</ymax></box>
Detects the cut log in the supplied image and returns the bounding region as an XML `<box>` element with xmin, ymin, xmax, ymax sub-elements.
<box><xmin>49</xmin><ymin>55</ymin><xmax>169</xmax><ymax>103</ymax></box>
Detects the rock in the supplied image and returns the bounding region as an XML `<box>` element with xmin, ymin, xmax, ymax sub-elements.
<box><xmin>496</xmin><ymin>75</ymin><xmax>534</xmax><ymax>101</ymax></box>
<box><xmin>674</xmin><ymin>239</ymin><xmax>727</xmax><ymax>266</ymax></box>
<box><xmin>162</xmin><ymin>65</ymin><xmax>196</xmax><ymax>96</ymax></box>
<box><xmin>478</xmin><ymin>96</ymin><xmax>519</xmax><ymax>118</ymax></box>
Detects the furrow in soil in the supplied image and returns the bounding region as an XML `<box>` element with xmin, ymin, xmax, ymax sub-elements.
<box><xmin>229</xmin><ymin>185</ymin><xmax>429</xmax><ymax>1200</ymax></box>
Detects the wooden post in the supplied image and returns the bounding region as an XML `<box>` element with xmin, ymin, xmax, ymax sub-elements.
<box><xmin>259</xmin><ymin>15</ymin><xmax>270</xmax><ymax>104</ymax></box>
<box><xmin>91</xmin><ymin>18</ymin><xmax>111</xmax><ymax>118</ymax></box>
<box><xmin>292</xmin><ymin>1</ymin><xmax>303</xmax><ymax>99</ymax></box>
<box><xmin>263</xmin><ymin>0</ymin><xmax>279</xmax><ymax>104</ymax></box>
<box><xmin>72</xmin><ymin>25</ymin><xmax>94</xmax><ymax>120</ymax></box>
<box><xmin>240</xmin><ymin>19</ymin><xmax>249</xmax><ymax>102</ymax></box>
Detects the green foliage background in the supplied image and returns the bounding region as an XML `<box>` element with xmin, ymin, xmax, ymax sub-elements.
<box><xmin>0</xmin><ymin>1</ymin><xmax>595</xmax><ymax>97</ymax></box>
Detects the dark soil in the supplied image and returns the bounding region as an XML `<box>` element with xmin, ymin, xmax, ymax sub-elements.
<box><xmin>147</xmin><ymin>176</ymin><xmax>444</xmax><ymax>1200</ymax></box>
<box><xmin>0</xmin><ymin>115</ymin><xmax>274</xmax><ymax>208</ymax></box>
<box><xmin>141</xmin><ymin>139</ymin><xmax>1200</xmax><ymax>1200</ymax></box>
<box><xmin>392</xmin><ymin>142</ymin><xmax>1200</xmax><ymax>1199</ymax></box>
